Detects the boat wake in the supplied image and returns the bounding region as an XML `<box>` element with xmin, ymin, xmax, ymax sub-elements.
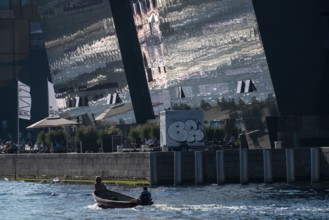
<box><xmin>87</xmin><ymin>203</ymin><xmax>102</xmax><ymax>210</ymax></box>
<box><xmin>153</xmin><ymin>203</ymin><xmax>223</xmax><ymax>212</ymax></box>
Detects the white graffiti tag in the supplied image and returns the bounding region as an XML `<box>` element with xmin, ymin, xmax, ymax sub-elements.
<box><xmin>168</xmin><ymin>120</ymin><xmax>204</xmax><ymax>143</ymax></box>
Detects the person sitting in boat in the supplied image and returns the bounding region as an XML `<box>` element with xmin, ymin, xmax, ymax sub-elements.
<box><xmin>139</xmin><ymin>187</ymin><xmax>153</xmax><ymax>205</ymax></box>
<box><xmin>94</xmin><ymin>176</ymin><xmax>118</xmax><ymax>200</ymax></box>
<box><xmin>94</xmin><ymin>176</ymin><xmax>107</xmax><ymax>197</ymax></box>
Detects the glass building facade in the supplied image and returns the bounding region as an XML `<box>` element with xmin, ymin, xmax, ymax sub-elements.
<box><xmin>134</xmin><ymin>0</ymin><xmax>278</xmax><ymax>108</ymax></box>
<box><xmin>131</xmin><ymin>0</ymin><xmax>279</xmax><ymax>148</ymax></box>
<box><xmin>34</xmin><ymin>0</ymin><xmax>280</xmax><ymax>148</ymax></box>
<box><xmin>36</xmin><ymin>0</ymin><xmax>129</xmax><ymax>115</ymax></box>
<box><xmin>0</xmin><ymin>0</ymin><xmax>49</xmax><ymax>142</ymax></box>
<box><xmin>1</xmin><ymin>0</ymin><xmax>328</xmax><ymax>148</ymax></box>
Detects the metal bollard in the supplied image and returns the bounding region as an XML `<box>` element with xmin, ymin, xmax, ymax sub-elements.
<box><xmin>311</xmin><ymin>148</ymin><xmax>320</xmax><ymax>183</ymax></box>
<box><xmin>216</xmin><ymin>150</ymin><xmax>225</xmax><ymax>184</ymax></box>
<box><xmin>285</xmin><ymin>148</ymin><xmax>295</xmax><ymax>183</ymax></box>
<box><xmin>150</xmin><ymin>152</ymin><xmax>158</xmax><ymax>186</ymax></box>
<box><xmin>195</xmin><ymin>151</ymin><xmax>203</xmax><ymax>184</ymax></box>
<box><xmin>240</xmin><ymin>148</ymin><xmax>248</xmax><ymax>184</ymax></box>
<box><xmin>263</xmin><ymin>149</ymin><xmax>272</xmax><ymax>183</ymax></box>
<box><xmin>174</xmin><ymin>151</ymin><xmax>182</xmax><ymax>185</ymax></box>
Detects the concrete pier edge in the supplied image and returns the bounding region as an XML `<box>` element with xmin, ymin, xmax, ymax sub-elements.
<box><xmin>1</xmin><ymin>147</ymin><xmax>329</xmax><ymax>185</ymax></box>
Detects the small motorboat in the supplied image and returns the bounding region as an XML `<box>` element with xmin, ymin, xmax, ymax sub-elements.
<box><xmin>93</xmin><ymin>189</ymin><xmax>150</xmax><ymax>209</ymax></box>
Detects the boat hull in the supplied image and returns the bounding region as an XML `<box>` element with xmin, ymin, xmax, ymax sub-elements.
<box><xmin>92</xmin><ymin>191</ymin><xmax>140</xmax><ymax>209</ymax></box>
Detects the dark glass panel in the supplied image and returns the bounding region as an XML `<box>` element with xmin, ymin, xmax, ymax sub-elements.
<box><xmin>21</xmin><ymin>0</ymin><xmax>30</xmax><ymax>6</ymax></box>
<box><xmin>0</xmin><ymin>20</ymin><xmax>14</xmax><ymax>53</ymax></box>
<box><xmin>14</xmin><ymin>53</ymin><xmax>28</xmax><ymax>76</ymax></box>
<box><xmin>21</xmin><ymin>0</ymin><xmax>33</xmax><ymax>18</ymax></box>
<box><xmin>0</xmin><ymin>54</ymin><xmax>15</xmax><ymax>87</ymax></box>
<box><xmin>0</xmin><ymin>0</ymin><xmax>10</xmax><ymax>9</ymax></box>
<box><xmin>11</xmin><ymin>0</ymin><xmax>21</xmax><ymax>18</ymax></box>
<box><xmin>14</xmin><ymin>19</ymin><xmax>29</xmax><ymax>54</ymax></box>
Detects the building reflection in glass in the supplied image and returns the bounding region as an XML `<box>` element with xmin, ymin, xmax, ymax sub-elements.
<box><xmin>36</xmin><ymin>0</ymin><xmax>131</xmax><ymax>119</ymax></box>
<box><xmin>37</xmin><ymin>0</ymin><xmax>280</xmax><ymax>148</ymax></box>
<box><xmin>131</xmin><ymin>0</ymin><xmax>280</xmax><ymax>148</ymax></box>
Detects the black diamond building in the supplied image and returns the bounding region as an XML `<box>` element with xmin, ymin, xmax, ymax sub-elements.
<box><xmin>0</xmin><ymin>0</ymin><xmax>328</xmax><ymax>148</ymax></box>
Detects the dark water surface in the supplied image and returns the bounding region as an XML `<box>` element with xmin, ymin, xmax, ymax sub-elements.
<box><xmin>0</xmin><ymin>180</ymin><xmax>328</xmax><ymax>219</ymax></box>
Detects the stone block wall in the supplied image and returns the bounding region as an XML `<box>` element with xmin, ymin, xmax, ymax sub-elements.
<box><xmin>0</xmin><ymin>154</ymin><xmax>16</xmax><ymax>178</ymax></box>
<box><xmin>1</xmin><ymin>148</ymin><xmax>329</xmax><ymax>185</ymax></box>
<box><xmin>0</xmin><ymin>153</ymin><xmax>150</xmax><ymax>180</ymax></box>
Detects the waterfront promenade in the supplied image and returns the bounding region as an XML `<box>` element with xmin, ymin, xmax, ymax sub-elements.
<box><xmin>0</xmin><ymin>148</ymin><xmax>328</xmax><ymax>185</ymax></box>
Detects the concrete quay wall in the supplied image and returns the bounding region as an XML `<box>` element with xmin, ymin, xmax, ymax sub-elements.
<box><xmin>0</xmin><ymin>153</ymin><xmax>150</xmax><ymax>180</ymax></box>
<box><xmin>151</xmin><ymin>147</ymin><xmax>329</xmax><ymax>185</ymax></box>
<box><xmin>1</xmin><ymin>148</ymin><xmax>329</xmax><ymax>185</ymax></box>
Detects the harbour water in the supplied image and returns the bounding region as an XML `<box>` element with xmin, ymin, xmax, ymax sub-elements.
<box><xmin>0</xmin><ymin>180</ymin><xmax>329</xmax><ymax>220</ymax></box>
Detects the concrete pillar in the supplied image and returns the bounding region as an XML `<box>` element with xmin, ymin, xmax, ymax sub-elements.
<box><xmin>239</xmin><ymin>133</ymin><xmax>248</xmax><ymax>149</ymax></box>
<box><xmin>311</xmin><ymin>147</ymin><xmax>320</xmax><ymax>183</ymax></box>
<box><xmin>216</xmin><ymin>150</ymin><xmax>225</xmax><ymax>184</ymax></box>
<box><xmin>100</xmin><ymin>140</ymin><xmax>104</xmax><ymax>153</ymax></box>
<box><xmin>263</xmin><ymin>149</ymin><xmax>272</xmax><ymax>183</ymax></box>
<box><xmin>195</xmin><ymin>151</ymin><xmax>203</xmax><ymax>184</ymax></box>
<box><xmin>174</xmin><ymin>151</ymin><xmax>182</xmax><ymax>185</ymax></box>
<box><xmin>285</xmin><ymin>148</ymin><xmax>295</xmax><ymax>183</ymax></box>
<box><xmin>150</xmin><ymin>152</ymin><xmax>158</xmax><ymax>186</ymax></box>
<box><xmin>239</xmin><ymin>148</ymin><xmax>248</xmax><ymax>184</ymax></box>
<box><xmin>50</xmin><ymin>142</ymin><xmax>54</xmax><ymax>153</ymax></box>
<box><xmin>74</xmin><ymin>137</ymin><xmax>77</xmax><ymax>152</ymax></box>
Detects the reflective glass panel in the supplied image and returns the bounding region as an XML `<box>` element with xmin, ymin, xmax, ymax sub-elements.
<box><xmin>130</xmin><ymin>0</ymin><xmax>280</xmax><ymax>148</ymax></box>
<box><xmin>0</xmin><ymin>1</ymin><xmax>10</xmax><ymax>9</ymax></box>
<box><xmin>37</xmin><ymin>0</ymin><xmax>131</xmax><ymax>120</ymax></box>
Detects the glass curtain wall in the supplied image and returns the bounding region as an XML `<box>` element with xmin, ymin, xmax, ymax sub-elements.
<box><xmin>36</xmin><ymin>0</ymin><xmax>132</xmax><ymax>121</ymax></box>
<box><xmin>0</xmin><ymin>0</ymin><xmax>41</xmax><ymax>141</ymax></box>
<box><xmin>130</xmin><ymin>0</ymin><xmax>279</xmax><ymax>148</ymax></box>
<box><xmin>37</xmin><ymin>0</ymin><xmax>280</xmax><ymax>148</ymax></box>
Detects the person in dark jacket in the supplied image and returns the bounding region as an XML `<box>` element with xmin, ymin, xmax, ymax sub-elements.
<box><xmin>94</xmin><ymin>176</ymin><xmax>107</xmax><ymax>196</ymax></box>
<box><xmin>139</xmin><ymin>187</ymin><xmax>153</xmax><ymax>205</ymax></box>
<box><xmin>94</xmin><ymin>176</ymin><xmax>118</xmax><ymax>200</ymax></box>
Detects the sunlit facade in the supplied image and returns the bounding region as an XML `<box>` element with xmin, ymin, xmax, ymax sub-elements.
<box><xmin>36</xmin><ymin>0</ymin><xmax>279</xmax><ymax>148</ymax></box>
<box><xmin>130</xmin><ymin>0</ymin><xmax>279</xmax><ymax>148</ymax></box>
<box><xmin>136</xmin><ymin>0</ymin><xmax>278</xmax><ymax>110</ymax></box>
<box><xmin>36</xmin><ymin>0</ymin><xmax>129</xmax><ymax>115</ymax></box>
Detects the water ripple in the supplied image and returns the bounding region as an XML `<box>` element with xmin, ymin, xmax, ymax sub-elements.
<box><xmin>0</xmin><ymin>181</ymin><xmax>329</xmax><ymax>219</ymax></box>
